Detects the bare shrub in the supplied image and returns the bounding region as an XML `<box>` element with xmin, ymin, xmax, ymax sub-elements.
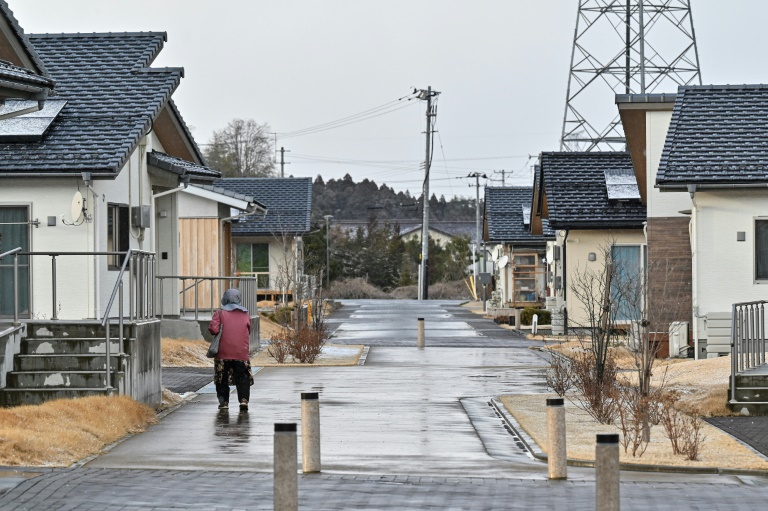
<box><xmin>289</xmin><ymin>325</ymin><xmax>328</xmax><ymax>364</ymax></box>
<box><xmin>546</xmin><ymin>352</ymin><xmax>573</xmax><ymax>397</ymax></box>
<box><xmin>681</xmin><ymin>416</ymin><xmax>706</xmax><ymax>461</ymax></box>
<box><xmin>267</xmin><ymin>328</ymin><xmax>292</xmax><ymax>363</ymax></box>
<box><xmin>659</xmin><ymin>394</ymin><xmax>706</xmax><ymax>460</ymax></box>
<box><xmin>570</xmin><ymin>351</ymin><xmax>619</xmax><ymax>424</ymax></box>
<box><xmin>615</xmin><ymin>385</ymin><xmax>650</xmax><ymax>457</ymax></box>
<box><xmin>389</xmin><ymin>284</ymin><xmax>418</xmax><ymax>299</ymax></box>
<box><xmin>425</xmin><ymin>280</ymin><xmax>473</xmax><ymax>300</ymax></box>
<box><xmin>329</xmin><ymin>278</ymin><xmax>390</xmax><ymax>299</ymax></box>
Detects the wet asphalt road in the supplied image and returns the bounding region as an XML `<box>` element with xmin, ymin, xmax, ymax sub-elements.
<box><xmin>86</xmin><ymin>300</ymin><xmax>553</xmax><ymax>476</ymax></box>
<box><xmin>4</xmin><ymin>299</ymin><xmax>768</xmax><ymax>509</ymax></box>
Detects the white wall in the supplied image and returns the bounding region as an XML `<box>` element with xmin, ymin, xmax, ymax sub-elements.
<box><xmin>693</xmin><ymin>189</ymin><xmax>768</xmax><ymax>317</ymax></box>
<box><xmin>0</xmin><ymin>180</ymin><xmax>93</xmax><ymax>319</ymax></box>
<box><xmin>0</xmin><ymin>132</ymin><xmax>172</xmax><ymax>320</ymax></box>
<box><xmin>646</xmin><ymin>110</ymin><xmax>690</xmax><ymax>218</ymax></box>
<box><xmin>178</xmin><ymin>191</ymin><xmax>219</xmax><ymax>218</ymax></box>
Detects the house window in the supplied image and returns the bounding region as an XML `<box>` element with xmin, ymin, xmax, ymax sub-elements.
<box><xmin>236</xmin><ymin>243</ymin><xmax>270</xmax><ymax>288</ymax></box>
<box><xmin>757</xmin><ymin>220</ymin><xmax>768</xmax><ymax>281</ymax></box>
<box><xmin>107</xmin><ymin>204</ymin><xmax>129</xmax><ymax>269</ymax></box>
<box><xmin>610</xmin><ymin>244</ymin><xmax>645</xmax><ymax>322</ymax></box>
<box><xmin>0</xmin><ymin>206</ymin><xmax>30</xmax><ymax>316</ymax></box>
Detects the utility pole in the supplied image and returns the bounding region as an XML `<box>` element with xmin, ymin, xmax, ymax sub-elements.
<box><xmin>323</xmin><ymin>215</ymin><xmax>333</xmax><ymax>288</ymax></box>
<box><xmin>279</xmin><ymin>147</ymin><xmax>290</xmax><ymax>178</ymax></box>
<box><xmin>415</xmin><ymin>86</ymin><xmax>440</xmax><ymax>300</ymax></box>
<box><xmin>468</xmin><ymin>172</ymin><xmax>487</xmax><ymax>301</ymax></box>
<box><xmin>501</xmin><ymin>169</ymin><xmax>506</xmax><ymax>187</ymax></box>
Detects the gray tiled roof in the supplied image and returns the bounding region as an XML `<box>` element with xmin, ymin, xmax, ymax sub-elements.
<box><xmin>539</xmin><ymin>152</ymin><xmax>646</xmax><ymax>229</ymax></box>
<box><xmin>484</xmin><ymin>187</ymin><xmax>554</xmax><ymax>243</ymax></box>
<box><xmin>0</xmin><ymin>60</ymin><xmax>54</xmax><ymax>90</ymax></box>
<box><xmin>657</xmin><ymin>85</ymin><xmax>768</xmax><ymax>187</ymax></box>
<box><xmin>0</xmin><ymin>1</ymin><xmax>51</xmax><ymax>79</ymax></box>
<box><xmin>148</xmin><ymin>151</ymin><xmax>219</xmax><ymax>181</ymax></box>
<box><xmin>214</xmin><ymin>177</ymin><xmax>313</xmax><ymax>236</ymax></box>
<box><xmin>0</xmin><ymin>32</ymin><xmax>181</xmax><ymax>175</ymax></box>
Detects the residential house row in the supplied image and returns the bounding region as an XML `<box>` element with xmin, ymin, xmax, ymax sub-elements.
<box><xmin>0</xmin><ymin>0</ymin><xmax>311</xmax><ymax>406</ymax></box>
<box><xmin>486</xmin><ymin>85</ymin><xmax>768</xmax><ymax>360</ymax></box>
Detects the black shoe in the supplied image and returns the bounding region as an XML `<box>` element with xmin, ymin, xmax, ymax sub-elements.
<box><xmin>239</xmin><ymin>399</ymin><xmax>248</xmax><ymax>411</ymax></box>
<box><xmin>218</xmin><ymin>402</ymin><xmax>229</xmax><ymax>409</ymax></box>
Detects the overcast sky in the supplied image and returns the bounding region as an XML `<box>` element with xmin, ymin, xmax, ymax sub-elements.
<box><xmin>12</xmin><ymin>1</ymin><xmax>768</xmax><ymax>200</ymax></box>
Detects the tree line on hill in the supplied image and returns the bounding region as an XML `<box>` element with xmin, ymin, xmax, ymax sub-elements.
<box><xmin>312</xmin><ymin>174</ymin><xmax>479</xmax><ymax>221</ymax></box>
<box><xmin>303</xmin><ymin>217</ymin><xmax>471</xmax><ymax>291</ymax></box>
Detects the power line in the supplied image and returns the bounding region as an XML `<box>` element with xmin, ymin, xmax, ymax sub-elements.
<box><xmin>275</xmin><ymin>92</ymin><xmax>419</xmax><ymax>139</ymax></box>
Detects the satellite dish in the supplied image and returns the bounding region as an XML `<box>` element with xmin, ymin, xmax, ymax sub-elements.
<box><xmin>492</xmin><ymin>251</ymin><xmax>501</xmax><ymax>263</ymax></box>
<box><xmin>498</xmin><ymin>255</ymin><xmax>509</xmax><ymax>269</ymax></box>
<box><xmin>70</xmin><ymin>190</ymin><xmax>83</xmax><ymax>223</ymax></box>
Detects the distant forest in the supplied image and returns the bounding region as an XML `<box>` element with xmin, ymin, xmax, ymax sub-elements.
<box><xmin>311</xmin><ymin>174</ymin><xmax>480</xmax><ymax>221</ymax></box>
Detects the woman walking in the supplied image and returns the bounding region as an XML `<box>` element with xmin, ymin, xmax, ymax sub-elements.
<box><xmin>209</xmin><ymin>288</ymin><xmax>253</xmax><ymax>411</ymax></box>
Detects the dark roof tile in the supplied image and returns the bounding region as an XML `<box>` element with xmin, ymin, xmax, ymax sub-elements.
<box><xmin>658</xmin><ymin>84</ymin><xmax>768</xmax><ymax>186</ymax></box>
<box><xmin>0</xmin><ymin>32</ymin><xmax>179</xmax><ymax>175</ymax></box>
<box><xmin>148</xmin><ymin>150</ymin><xmax>219</xmax><ymax>181</ymax></box>
<box><xmin>484</xmin><ymin>187</ymin><xmax>554</xmax><ymax>243</ymax></box>
<box><xmin>214</xmin><ymin>177</ymin><xmax>313</xmax><ymax>235</ymax></box>
<box><xmin>539</xmin><ymin>152</ymin><xmax>646</xmax><ymax>229</ymax></box>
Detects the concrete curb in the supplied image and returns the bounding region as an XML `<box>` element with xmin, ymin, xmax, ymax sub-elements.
<box><xmin>490</xmin><ymin>398</ymin><xmax>768</xmax><ymax>477</ymax></box>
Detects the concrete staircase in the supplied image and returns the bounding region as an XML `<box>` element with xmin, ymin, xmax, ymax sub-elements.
<box><xmin>728</xmin><ymin>368</ymin><xmax>768</xmax><ymax>416</ymax></box>
<box><xmin>0</xmin><ymin>322</ymin><xmax>127</xmax><ymax>407</ymax></box>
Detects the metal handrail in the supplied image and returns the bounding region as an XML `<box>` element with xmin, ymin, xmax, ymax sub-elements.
<box><xmin>101</xmin><ymin>249</ymin><xmax>155</xmax><ymax>391</ymax></box>
<box><xmin>156</xmin><ymin>275</ymin><xmax>259</xmax><ymax>320</ymax></box>
<box><xmin>730</xmin><ymin>300</ymin><xmax>767</xmax><ymax>403</ymax></box>
<box><xmin>0</xmin><ymin>247</ymin><xmax>22</xmax><ymax>323</ymax></box>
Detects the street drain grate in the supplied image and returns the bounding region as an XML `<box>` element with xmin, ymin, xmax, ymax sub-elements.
<box><xmin>488</xmin><ymin>400</ymin><xmax>534</xmax><ymax>457</ymax></box>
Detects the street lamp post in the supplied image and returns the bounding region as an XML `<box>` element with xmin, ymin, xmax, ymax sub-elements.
<box><xmin>324</xmin><ymin>215</ymin><xmax>333</xmax><ymax>288</ymax></box>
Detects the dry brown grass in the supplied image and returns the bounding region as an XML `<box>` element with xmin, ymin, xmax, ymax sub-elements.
<box><xmin>161</xmin><ymin>338</ymin><xmax>212</xmax><ymax>367</ymax></box>
<box><xmin>0</xmin><ymin>396</ymin><xmax>156</xmax><ymax>467</ymax></box>
<box><xmin>500</xmin><ymin>393</ymin><xmax>768</xmax><ymax>470</ymax></box>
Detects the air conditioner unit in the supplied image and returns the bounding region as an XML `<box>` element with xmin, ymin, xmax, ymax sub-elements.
<box><xmin>669</xmin><ymin>321</ymin><xmax>689</xmax><ymax>358</ymax></box>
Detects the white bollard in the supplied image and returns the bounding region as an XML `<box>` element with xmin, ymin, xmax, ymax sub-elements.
<box><xmin>274</xmin><ymin>423</ymin><xmax>298</xmax><ymax>511</ymax></box>
<box><xmin>596</xmin><ymin>433</ymin><xmax>620</xmax><ymax>511</ymax></box>
<box><xmin>532</xmin><ymin>314</ymin><xmax>539</xmax><ymax>336</ymax></box>
<box><xmin>417</xmin><ymin>318</ymin><xmax>425</xmax><ymax>349</ymax></box>
<box><xmin>546</xmin><ymin>397</ymin><xmax>567</xmax><ymax>480</ymax></box>
<box><xmin>301</xmin><ymin>392</ymin><xmax>321</xmax><ymax>473</ymax></box>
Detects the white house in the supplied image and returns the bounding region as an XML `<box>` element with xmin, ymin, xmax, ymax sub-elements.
<box><xmin>0</xmin><ymin>28</ymin><xmax>247</xmax><ymax>321</ymax></box>
<box><xmin>531</xmin><ymin>152</ymin><xmax>647</xmax><ymax>332</ymax></box>
<box><xmin>616</xmin><ymin>93</ymin><xmax>694</xmax><ymax>358</ymax></box>
<box><xmin>213</xmin><ymin>177</ymin><xmax>313</xmax><ymax>300</ymax></box>
<box><xmin>652</xmin><ymin>85</ymin><xmax>768</xmax><ymax>357</ymax></box>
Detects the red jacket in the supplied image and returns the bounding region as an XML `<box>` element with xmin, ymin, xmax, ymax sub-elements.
<box><xmin>208</xmin><ymin>309</ymin><xmax>251</xmax><ymax>361</ymax></box>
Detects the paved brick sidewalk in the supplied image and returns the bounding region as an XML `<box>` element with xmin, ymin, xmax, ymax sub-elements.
<box><xmin>163</xmin><ymin>367</ymin><xmax>213</xmax><ymax>394</ymax></box>
<box><xmin>706</xmin><ymin>416</ymin><xmax>768</xmax><ymax>457</ymax></box>
<box><xmin>1</xmin><ymin>468</ymin><xmax>767</xmax><ymax>510</ymax></box>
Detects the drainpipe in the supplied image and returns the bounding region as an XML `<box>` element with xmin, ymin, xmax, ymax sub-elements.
<box><xmin>82</xmin><ymin>172</ymin><xmax>100</xmax><ymax>319</ymax></box>
<box><xmin>689</xmin><ymin>184</ymin><xmax>700</xmax><ymax>360</ymax></box>
<box><xmin>562</xmin><ymin>229</ymin><xmax>569</xmax><ymax>332</ymax></box>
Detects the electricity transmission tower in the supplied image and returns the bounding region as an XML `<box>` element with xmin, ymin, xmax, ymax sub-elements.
<box><xmin>560</xmin><ymin>0</ymin><xmax>702</xmax><ymax>151</ymax></box>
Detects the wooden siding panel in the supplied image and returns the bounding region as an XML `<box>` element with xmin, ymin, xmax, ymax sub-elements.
<box><xmin>179</xmin><ymin>218</ymin><xmax>220</xmax><ymax>310</ymax></box>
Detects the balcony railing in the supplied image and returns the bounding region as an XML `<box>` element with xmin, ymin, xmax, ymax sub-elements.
<box><xmin>730</xmin><ymin>300</ymin><xmax>767</xmax><ymax>403</ymax></box>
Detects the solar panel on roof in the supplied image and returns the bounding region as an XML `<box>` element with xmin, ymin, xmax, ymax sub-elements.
<box><xmin>0</xmin><ymin>99</ymin><xmax>66</xmax><ymax>142</ymax></box>
<box><xmin>522</xmin><ymin>206</ymin><xmax>531</xmax><ymax>225</ymax></box>
<box><xmin>604</xmin><ymin>167</ymin><xmax>640</xmax><ymax>200</ymax></box>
